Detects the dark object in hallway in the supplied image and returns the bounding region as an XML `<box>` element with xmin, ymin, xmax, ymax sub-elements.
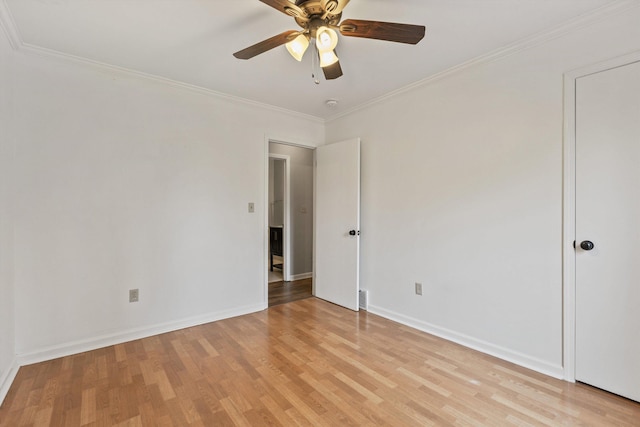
<box><xmin>269</xmin><ymin>277</ymin><xmax>312</xmax><ymax>306</ymax></box>
<box><xmin>269</xmin><ymin>226</ymin><xmax>283</xmax><ymax>271</ymax></box>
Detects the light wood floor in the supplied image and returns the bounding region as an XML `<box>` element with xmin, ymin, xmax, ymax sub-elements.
<box><xmin>1</xmin><ymin>298</ymin><xmax>639</xmax><ymax>426</ymax></box>
<box><xmin>268</xmin><ymin>278</ymin><xmax>313</xmax><ymax>307</ymax></box>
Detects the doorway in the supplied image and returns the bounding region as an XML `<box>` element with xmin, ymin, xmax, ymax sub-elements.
<box><xmin>267</xmin><ymin>141</ymin><xmax>315</xmax><ymax>306</ymax></box>
<box><xmin>268</xmin><ymin>155</ymin><xmax>288</xmax><ymax>283</ymax></box>
<box><xmin>563</xmin><ymin>53</ymin><xmax>640</xmax><ymax>402</ymax></box>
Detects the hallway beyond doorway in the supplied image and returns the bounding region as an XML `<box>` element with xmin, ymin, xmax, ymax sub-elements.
<box><xmin>268</xmin><ymin>278</ymin><xmax>312</xmax><ymax>307</ymax></box>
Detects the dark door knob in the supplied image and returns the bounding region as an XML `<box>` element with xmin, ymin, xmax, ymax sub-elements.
<box><xmin>580</xmin><ymin>240</ymin><xmax>595</xmax><ymax>251</ymax></box>
<box><xmin>349</xmin><ymin>230</ymin><xmax>357</xmax><ymax>236</ymax></box>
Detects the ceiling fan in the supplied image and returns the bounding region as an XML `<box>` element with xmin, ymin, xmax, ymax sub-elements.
<box><xmin>233</xmin><ymin>0</ymin><xmax>426</xmax><ymax>81</ymax></box>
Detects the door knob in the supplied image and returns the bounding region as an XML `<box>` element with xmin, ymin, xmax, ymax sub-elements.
<box><xmin>580</xmin><ymin>240</ymin><xmax>595</xmax><ymax>251</ymax></box>
<box><xmin>349</xmin><ymin>230</ymin><xmax>359</xmax><ymax>236</ymax></box>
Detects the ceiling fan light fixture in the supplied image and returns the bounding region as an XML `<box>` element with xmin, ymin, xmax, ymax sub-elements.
<box><xmin>319</xmin><ymin>49</ymin><xmax>339</xmax><ymax>67</ymax></box>
<box><xmin>316</xmin><ymin>26</ymin><xmax>338</xmax><ymax>52</ymax></box>
<box><xmin>285</xmin><ymin>34</ymin><xmax>309</xmax><ymax>61</ymax></box>
<box><xmin>232</xmin><ymin>0</ymin><xmax>427</xmax><ymax>82</ymax></box>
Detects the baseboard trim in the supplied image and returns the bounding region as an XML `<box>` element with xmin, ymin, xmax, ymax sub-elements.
<box><xmin>368</xmin><ymin>305</ymin><xmax>564</xmax><ymax>379</ymax></box>
<box><xmin>289</xmin><ymin>272</ymin><xmax>312</xmax><ymax>281</ymax></box>
<box><xmin>16</xmin><ymin>303</ymin><xmax>265</xmax><ymax>367</ymax></box>
<box><xmin>0</xmin><ymin>358</ymin><xmax>19</xmax><ymax>406</ymax></box>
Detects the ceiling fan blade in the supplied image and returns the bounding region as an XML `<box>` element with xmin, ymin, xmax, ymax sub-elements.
<box><xmin>233</xmin><ymin>30</ymin><xmax>299</xmax><ymax>60</ymax></box>
<box><xmin>259</xmin><ymin>0</ymin><xmax>308</xmax><ymax>20</ymax></box>
<box><xmin>322</xmin><ymin>59</ymin><xmax>343</xmax><ymax>80</ymax></box>
<box><xmin>339</xmin><ymin>19</ymin><xmax>425</xmax><ymax>45</ymax></box>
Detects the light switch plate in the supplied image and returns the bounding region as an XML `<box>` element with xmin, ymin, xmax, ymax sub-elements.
<box><xmin>415</xmin><ymin>283</ymin><xmax>423</xmax><ymax>296</ymax></box>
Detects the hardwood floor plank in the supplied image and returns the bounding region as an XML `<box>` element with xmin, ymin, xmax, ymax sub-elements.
<box><xmin>298</xmin><ymin>373</ymin><xmax>362</xmax><ymax>422</ymax></box>
<box><xmin>2</xmin><ymin>297</ymin><xmax>640</xmax><ymax>426</ymax></box>
<box><xmin>80</xmin><ymin>388</ymin><xmax>96</xmax><ymax>425</ymax></box>
<box><xmin>268</xmin><ymin>278</ymin><xmax>312</xmax><ymax>307</ymax></box>
<box><xmin>258</xmin><ymin>394</ymin><xmax>295</xmax><ymax>426</ymax></box>
<box><xmin>33</xmin><ymin>406</ymin><xmax>53</xmax><ymax>426</ymax></box>
<box><xmin>333</xmin><ymin>371</ymin><xmax>384</xmax><ymax>405</ymax></box>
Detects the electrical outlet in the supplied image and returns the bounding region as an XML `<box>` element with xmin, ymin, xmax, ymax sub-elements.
<box><xmin>415</xmin><ymin>282</ymin><xmax>423</xmax><ymax>296</ymax></box>
<box><xmin>248</xmin><ymin>202</ymin><xmax>255</xmax><ymax>213</ymax></box>
<box><xmin>129</xmin><ymin>288</ymin><xmax>139</xmax><ymax>303</ymax></box>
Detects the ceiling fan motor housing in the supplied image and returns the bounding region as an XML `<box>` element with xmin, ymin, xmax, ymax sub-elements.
<box><xmin>294</xmin><ymin>0</ymin><xmax>343</xmax><ymax>28</ymax></box>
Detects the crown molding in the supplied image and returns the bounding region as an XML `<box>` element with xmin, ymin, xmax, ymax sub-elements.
<box><xmin>0</xmin><ymin>0</ymin><xmax>324</xmax><ymax>125</ymax></box>
<box><xmin>325</xmin><ymin>0</ymin><xmax>640</xmax><ymax>123</ymax></box>
<box><xmin>0</xmin><ymin>0</ymin><xmax>21</xmax><ymax>49</ymax></box>
<box><xmin>20</xmin><ymin>42</ymin><xmax>326</xmax><ymax>124</ymax></box>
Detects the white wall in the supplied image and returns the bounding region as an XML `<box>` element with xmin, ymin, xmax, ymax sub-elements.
<box><xmin>11</xmin><ymin>50</ymin><xmax>324</xmax><ymax>360</ymax></box>
<box><xmin>0</xmin><ymin>23</ymin><xmax>16</xmax><ymax>402</ymax></box>
<box><xmin>269</xmin><ymin>143</ymin><xmax>314</xmax><ymax>277</ymax></box>
<box><xmin>269</xmin><ymin>158</ymin><xmax>285</xmax><ymax>226</ymax></box>
<box><xmin>326</xmin><ymin>8</ymin><xmax>640</xmax><ymax>376</ymax></box>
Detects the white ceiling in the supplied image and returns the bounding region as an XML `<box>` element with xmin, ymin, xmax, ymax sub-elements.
<box><xmin>3</xmin><ymin>0</ymin><xmax>618</xmax><ymax>118</ymax></box>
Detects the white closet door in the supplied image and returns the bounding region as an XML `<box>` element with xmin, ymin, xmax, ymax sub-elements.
<box><xmin>575</xmin><ymin>60</ymin><xmax>640</xmax><ymax>402</ymax></box>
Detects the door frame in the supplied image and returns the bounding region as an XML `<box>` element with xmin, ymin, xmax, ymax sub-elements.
<box><xmin>263</xmin><ymin>136</ymin><xmax>319</xmax><ymax>306</ymax></box>
<box><xmin>269</xmin><ymin>153</ymin><xmax>291</xmax><ymax>282</ymax></box>
<box><xmin>562</xmin><ymin>50</ymin><xmax>640</xmax><ymax>382</ymax></box>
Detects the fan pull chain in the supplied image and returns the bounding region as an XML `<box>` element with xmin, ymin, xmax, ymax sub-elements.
<box><xmin>310</xmin><ymin>38</ymin><xmax>320</xmax><ymax>84</ymax></box>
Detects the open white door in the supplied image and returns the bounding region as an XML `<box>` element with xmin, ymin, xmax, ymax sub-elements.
<box><xmin>315</xmin><ymin>138</ymin><xmax>360</xmax><ymax>311</ymax></box>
